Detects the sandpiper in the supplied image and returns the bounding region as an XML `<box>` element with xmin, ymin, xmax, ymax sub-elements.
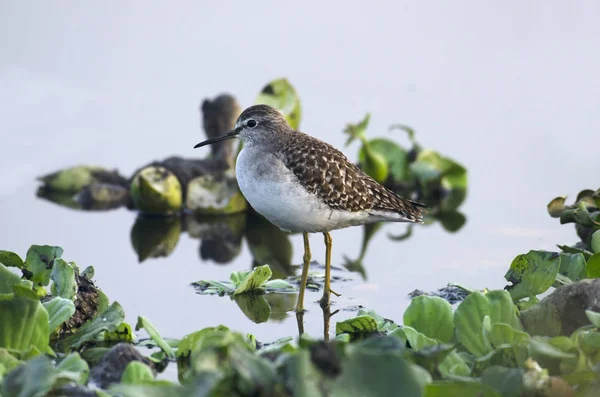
<box><xmin>194</xmin><ymin>104</ymin><xmax>426</xmax><ymax>312</ymax></box>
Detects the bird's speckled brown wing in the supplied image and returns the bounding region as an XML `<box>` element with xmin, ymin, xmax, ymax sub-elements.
<box><xmin>279</xmin><ymin>131</ymin><xmax>426</xmax><ymax>223</ymax></box>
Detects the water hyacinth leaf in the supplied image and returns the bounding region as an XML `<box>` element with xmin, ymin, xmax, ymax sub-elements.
<box><xmin>485</xmin><ymin>291</ymin><xmax>522</xmax><ymax>330</ymax></box>
<box><xmin>121</xmin><ymin>361</ymin><xmax>155</xmax><ymax>384</ymax></box>
<box><xmin>557</xmin><ymin>253</ymin><xmax>587</xmax><ymax>283</ymax></box>
<box><xmin>335</xmin><ymin>315</ymin><xmax>378</xmax><ymax>338</ymax></box>
<box><xmin>0</xmin><ymin>251</ymin><xmax>24</xmax><ymax>269</ymax></box>
<box><xmin>404</xmin><ymin>295</ymin><xmax>454</xmax><ymax>343</ymax></box>
<box><xmin>393</xmin><ymin>326</ymin><xmax>470</xmax><ymax>377</ymax></box>
<box><xmin>1</xmin><ymin>355</ymin><xmax>58</xmax><ymax>397</ymax></box>
<box><xmin>110</xmin><ymin>382</ymin><xmax>187</xmax><ymax>397</ymax></box>
<box><xmin>557</xmin><ymin>244</ymin><xmax>593</xmax><ymax>260</ymax></box>
<box><xmin>255</xmin><ymin>78</ymin><xmax>301</xmax><ymax>130</ymax></box>
<box><xmin>585</xmin><ymin>310</ymin><xmax>600</xmax><ymax>328</ymax></box>
<box><xmin>233</xmin><ymin>294</ymin><xmax>271</xmax><ymax>323</ymax></box>
<box><xmin>547</xmin><ymin>196</ymin><xmax>567</xmax><ymax>218</ymax></box>
<box><xmin>233</xmin><ymin>265</ymin><xmax>272</xmax><ymax>295</ymax></box>
<box><xmin>263</xmin><ymin>279</ymin><xmax>296</xmax><ymax>292</ymax></box>
<box><xmin>586</xmin><ymin>253</ymin><xmax>600</xmax><ymax>278</ymax></box>
<box><xmin>343</xmin><ymin>113</ymin><xmax>370</xmax><ymax>147</ymax></box>
<box><xmin>136</xmin><ymin>316</ymin><xmax>175</xmax><ymax>359</ymax></box>
<box><xmin>56</xmin><ymin>352</ymin><xmax>89</xmax><ymax>384</ymax></box>
<box><xmin>330</xmin><ymin>344</ymin><xmax>427</xmax><ymax>397</ymax></box>
<box><xmin>43</xmin><ymin>297</ymin><xmax>76</xmax><ymax>333</ymax></box>
<box><xmin>361</xmin><ymin>143</ymin><xmax>389</xmax><ymax>183</ymax></box>
<box><xmin>528</xmin><ymin>337</ymin><xmax>576</xmax><ymax>361</ymax></box>
<box><xmin>424</xmin><ymin>382</ymin><xmax>492</xmax><ymax>397</ymax></box>
<box><xmin>485</xmin><ymin>322</ymin><xmax>530</xmax><ymax>349</ymax></box>
<box><xmin>504</xmin><ymin>250</ymin><xmax>561</xmax><ymax>301</ymax></box>
<box><xmin>357</xmin><ymin>309</ymin><xmax>398</xmax><ymax>333</ymax></box>
<box><xmin>176</xmin><ymin>325</ymin><xmax>235</xmax><ymax>358</ymax></box>
<box><xmin>389</xmin><ymin>123</ymin><xmax>418</xmax><ymax>146</ymax></box>
<box><xmin>104</xmin><ymin>322</ymin><xmax>135</xmax><ymax>342</ymax></box>
<box><xmin>481</xmin><ymin>366</ymin><xmax>525</xmax><ymax>397</ymax></box>
<box><xmin>592</xmin><ymin>230</ymin><xmax>600</xmax><ymax>253</ymax></box>
<box><xmin>0</xmin><ymin>263</ymin><xmax>22</xmax><ymax>294</ymax></box>
<box><xmin>24</xmin><ymin>245</ymin><xmax>63</xmax><ymax>286</ymax></box>
<box><xmin>192</xmin><ymin>279</ymin><xmax>236</xmax><ymax>295</ymax></box>
<box><xmin>60</xmin><ymin>302</ymin><xmax>125</xmax><ymax>350</ymax></box>
<box><xmin>358</xmin><ymin>138</ymin><xmax>409</xmax><ymax>182</ymax></box>
<box><xmin>50</xmin><ymin>259</ymin><xmax>77</xmax><ymax>300</ymax></box>
<box><xmin>0</xmin><ymin>295</ymin><xmax>52</xmax><ymax>354</ymax></box>
<box><xmin>436</xmin><ymin>211</ymin><xmax>467</xmax><ymax>233</ymax></box>
<box><xmin>454</xmin><ymin>291</ymin><xmax>521</xmax><ymax>357</ymax></box>
<box><xmin>0</xmin><ymin>348</ymin><xmax>22</xmax><ymax>375</ymax></box>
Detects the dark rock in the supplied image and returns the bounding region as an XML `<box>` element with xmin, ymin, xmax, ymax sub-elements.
<box><xmin>90</xmin><ymin>343</ymin><xmax>155</xmax><ymax>389</ymax></box>
<box><xmin>520</xmin><ymin>278</ymin><xmax>600</xmax><ymax>337</ymax></box>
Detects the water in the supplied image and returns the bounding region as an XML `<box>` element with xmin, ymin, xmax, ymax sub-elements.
<box><xmin>1</xmin><ymin>2</ymin><xmax>598</xmax><ymax>344</ymax></box>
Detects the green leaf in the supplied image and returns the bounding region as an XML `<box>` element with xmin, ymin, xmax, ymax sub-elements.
<box><xmin>121</xmin><ymin>361</ymin><xmax>155</xmax><ymax>384</ymax></box>
<box><xmin>0</xmin><ymin>251</ymin><xmax>24</xmax><ymax>269</ymax></box>
<box><xmin>392</xmin><ymin>327</ymin><xmax>470</xmax><ymax>377</ymax></box>
<box><xmin>56</xmin><ymin>352</ymin><xmax>89</xmax><ymax>384</ymax></box>
<box><xmin>454</xmin><ymin>290</ymin><xmax>521</xmax><ymax>357</ymax></box>
<box><xmin>335</xmin><ymin>315</ymin><xmax>378</xmax><ymax>338</ymax></box>
<box><xmin>358</xmin><ymin>138</ymin><xmax>409</xmax><ymax>182</ymax></box>
<box><xmin>49</xmin><ymin>259</ymin><xmax>77</xmax><ymax>300</ymax></box>
<box><xmin>357</xmin><ymin>309</ymin><xmax>398</xmax><ymax>333</ymax></box>
<box><xmin>485</xmin><ymin>322</ymin><xmax>530</xmax><ymax>348</ymax></box>
<box><xmin>547</xmin><ymin>196</ymin><xmax>567</xmax><ymax>218</ymax></box>
<box><xmin>233</xmin><ymin>294</ymin><xmax>271</xmax><ymax>324</ymax></box>
<box><xmin>24</xmin><ymin>245</ymin><xmax>63</xmax><ymax>286</ymax></box>
<box><xmin>343</xmin><ymin>113</ymin><xmax>370</xmax><ymax>147</ymax></box>
<box><xmin>255</xmin><ymin>78</ymin><xmax>301</xmax><ymax>130</ymax></box>
<box><xmin>404</xmin><ymin>296</ymin><xmax>454</xmax><ymax>343</ymax></box>
<box><xmin>389</xmin><ymin>123</ymin><xmax>418</xmax><ymax>146</ymax></box>
<box><xmin>136</xmin><ymin>316</ymin><xmax>175</xmax><ymax>359</ymax></box>
<box><xmin>60</xmin><ymin>301</ymin><xmax>125</xmax><ymax>350</ymax></box>
<box><xmin>331</xmin><ymin>342</ymin><xmax>427</xmax><ymax>396</ymax></box>
<box><xmin>0</xmin><ymin>263</ymin><xmax>23</xmax><ymax>294</ymax></box>
<box><xmin>586</xmin><ymin>253</ymin><xmax>600</xmax><ymax>278</ymax></box>
<box><xmin>585</xmin><ymin>310</ymin><xmax>600</xmax><ymax>327</ymax></box>
<box><xmin>104</xmin><ymin>322</ymin><xmax>135</xmax><ymax>342</ymax></box>
<box><xmin>424</xmin><ymin>381</ymin><xmax>493</xmax><ymax>397</ymax></box>
<box><xmin>557</xmin><ymin>253</ymin><xmax>587</xmax><ymax>283</ymax></box>
<box><xmin>436</xmin><ymin>211</ymin><xmax>467</xmax><ymax>233</ymax></box>
<box><xmin>233</xmin><ymin>265</ymin><xmax>272</xmax><ymax>295</ymax></box>
<box><xmin>361</xmin><ymin>144</ymin><xmax>389</xmax><ymax>183</ymax></box>
<box><xmin>283</xmin><ymin>341</ymin><xmax>426</xmax><ymax>397</ymax></box>
<box><xmin>43</xmin><ymin>297</ymin><xmax>76</xmax><ymax>333</ymax></box>
<box><xmin>592</xmin><ymin>230</ymin><xmax>600</xmax><ymax>253</ymax></box>
<box><xmin>0</xmin><ymin>348</ymin><xmax>22</xmax><ymax>375</ymax></box>
<box><xmin>1</xmin><ymin>355</ymin><xmax>58</xmax><ymax>397</ymax></box>
<box><xmin>481</xmin><ymin>366</ymin><xmax>525</xmax><ymax>397</ymax></box>
<box><xmin>504</xmin><ymin>250</ymin><xmax>561</xmax><ymax>301</ymax></box>
<box><xmin>0</xmin><ymin>295</ymin><xmax>51</xmax><ymax>354</ymax></box>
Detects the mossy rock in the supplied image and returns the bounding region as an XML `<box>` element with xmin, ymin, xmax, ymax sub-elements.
<box><xmin>130</xmin><ymin>166</ymin><xmax>182</xmax><ymax>215</ymax></box>
<box><xmin>186</xmin><ymin>171</ymin><xmax>247</xmax><ymax>215</ymax></box>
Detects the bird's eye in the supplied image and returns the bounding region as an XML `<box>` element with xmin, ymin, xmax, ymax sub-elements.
<box><xmin>246</xmin><ymin>119</ymin><xmax>258</xmax><ymax>128</ymax></box>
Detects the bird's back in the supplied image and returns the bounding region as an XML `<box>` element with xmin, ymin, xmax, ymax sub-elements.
<box><xmin>277</xmin><ymin>130</ymin><xmax>426</xmax><ymax>223</ymax></box>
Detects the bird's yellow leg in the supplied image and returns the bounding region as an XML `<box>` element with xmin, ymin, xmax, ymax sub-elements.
<box><xmin>319</xmin><ymin>232</ymin><xmax>340</xmax><ymax>307</ymax></box>
<box><xmin>295</xmin><ymin>232</ymin><xmax>311</xmax><ymax>313</ymax></box>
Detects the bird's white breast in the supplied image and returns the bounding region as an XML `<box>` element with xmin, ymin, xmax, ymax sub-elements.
<box><xmin>235</xmin><ymin>146</ymin><xmax>370</xmax><ymax>233</ymax></box>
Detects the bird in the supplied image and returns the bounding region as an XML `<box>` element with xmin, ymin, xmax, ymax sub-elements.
<box><xmin>194</xmin><ymin>104</ymin><xmax>426</xmax><ymax>312</ymax></box>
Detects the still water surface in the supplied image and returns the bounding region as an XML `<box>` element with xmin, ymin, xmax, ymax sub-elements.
<box><xmin>1</xmin><ymin>2</ymin><xmax>598</xmax><ymax>357</ymax></box>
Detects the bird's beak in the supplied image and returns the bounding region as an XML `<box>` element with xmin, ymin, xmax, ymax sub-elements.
<box><xmin>193</xmin><ymin>128</ymin><xmax>241</xmax><ymax>148</ymax></box>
